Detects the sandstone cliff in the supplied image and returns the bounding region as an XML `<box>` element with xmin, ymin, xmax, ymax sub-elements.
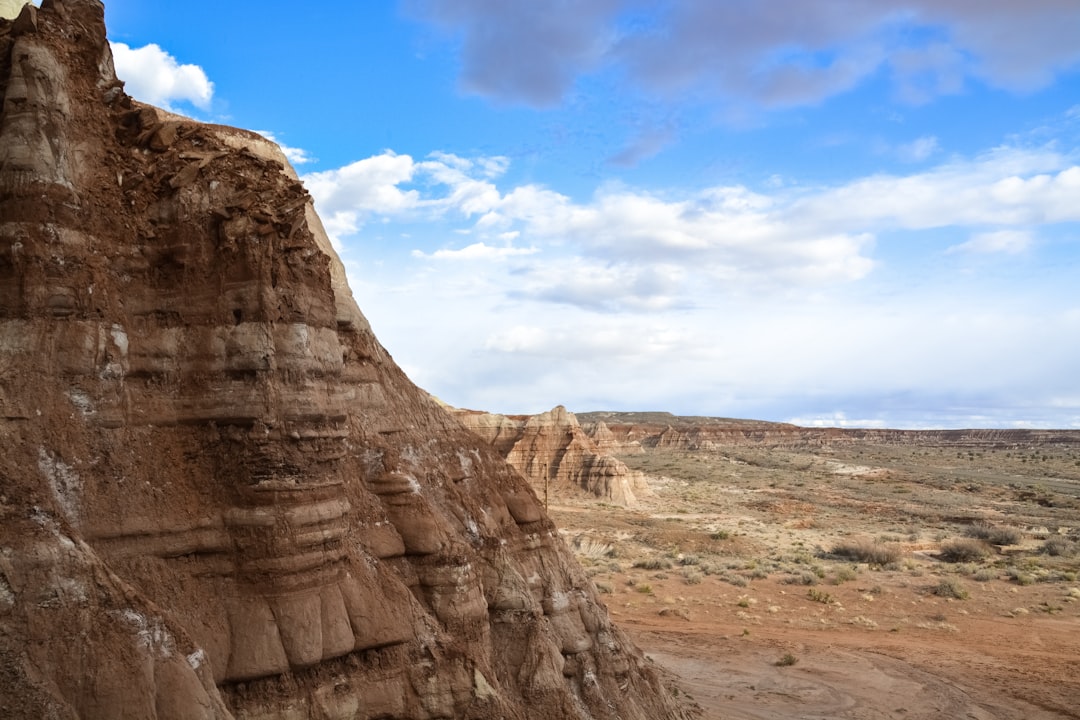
<box><xmin>453</xmin><ymin>406</ymin><xmax>649</xmax><ymax>507</ymax></box>
<box><xmin>0</xmin><ymin>4</ymin><xmax>685</xmax><ymax>718</ymax></box>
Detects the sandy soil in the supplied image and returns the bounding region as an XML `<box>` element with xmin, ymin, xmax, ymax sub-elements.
<box><xmin>549</xmin><ymin>441</ymin><xmax>1080</xmax><ymax>719</ymax></box>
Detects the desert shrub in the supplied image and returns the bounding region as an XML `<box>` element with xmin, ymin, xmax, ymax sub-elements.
<box><xmin>1005</xmin><ymin>567</ymin><xmax>1034</xmax><ymax>586</ymax></box>
<box><xmin>931</xmin><ymin>578</ymin><xmax>969</xmax><ymax>600</ymax></box>
<box><xmin>710</xmin><ymin>530</ymin><xmax>731</xmax><ymax>541</ymax></box>
<box><xmin>972</xmin><ymin>568</ymin><xmax>997</xmax><ymax>582</ymax></box>
<box><xmin>807</xmin><ymin>588</ymin><xmax>834</xmax><ymax>604</ymax></box>
<box><xmin>632</xmin><ymin>558</ymin><xmax>673</xmax><ymax>571</ymax></box>
<box><xmin>965</xmin><ymin>523</ymin><xmax>1022</xmax><ymax>546</ymax></box>
<box><xmin>573</xmin><ymin>536</ymin><xmax>616</xmax><ymax>559</ymax></box>
<box><xmin>678</xmin><ymin>554</ymin><xmax>701</xmax><ymax>566</ymax></box>
<box><xmin>831</xmin><ymin>538</ymin><xmax>902</xmax><ymax>566</ymax></box>
<box><xmin>938</xmin><ymin>538</ymin><xmax>989</xmax><ymax>563</ymax></box>
<box><xmin>636</xmin><ymin>584</ymin><xmax>653</xmax><ymax>594</ymax></box>
<box><xmin>832</xmin><ymin>566</ymin><xmax>859</xmax><ymax>584</ymax></box>
<box><xmin>1042</xmin><ymin>536</ymin><xmax>1077</xmax><ymax>557</ymax></box>
<box><xmin>594</xmin><ymin>581</ymin><xmax>614</xmax><ymax>594</ymax></box>
<box><xmin>775</xmin><ymin>653</ymin><xmax>798</xmax><ymax>667</ymax></box>
<box><xmin>780</xmin><ymin>571</ymin><xmax>818</xmax><ymax>586</ymax></box>
<box><xmin>746</xmin><ymin>567</ymin><xmax>769</xmax><ymax>580</ymax></box>
<box><xmin>721</xmin><ymin>573</ymin><xmax>748</xmax><ymax>588</ymax></box>
<box><xmin>681</xmin><ymin>567</ymin><xmax>704</xmax><ymax>585</ymax></box>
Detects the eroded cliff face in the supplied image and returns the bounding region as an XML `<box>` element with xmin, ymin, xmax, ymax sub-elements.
<box><xmin>0</xmin><ymin>4</ymin><xmax>685</xmax><ymax>718</ymax></box>
<box><xmin>453</xmin><ymin>406</ymin><xmax>649</xmax><ymax>507</ymax></box>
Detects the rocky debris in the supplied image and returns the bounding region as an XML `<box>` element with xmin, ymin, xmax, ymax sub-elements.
<box><xmin>0</xmin><ymin>3</ymin><xmax>688</xmax><ymax>719</ymax></box>
<box><xmin>453</xmin><ymin>406</ymin><xmax>650</xmax><ymax>507</ymax></box>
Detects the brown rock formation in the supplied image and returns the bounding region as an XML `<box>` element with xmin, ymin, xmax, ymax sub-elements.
<box><xmin>0</xmin><ymin>4</ymin><xmax>686</xmax><ymax>718</ymax></box>
<box><xmin>453</xmin><ymin>406</ymin><xmax>649</xmax><ymax>507</ymax></box>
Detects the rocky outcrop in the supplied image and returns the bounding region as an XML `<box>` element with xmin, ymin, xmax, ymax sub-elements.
<box><xmin>454</xmin><ymin>406</ymin><xmax>649</xmax><ymax>507</ymax></box>
<box><xmin>0</xmin><ymin>4</ymin><xmax>686</xmax><ymax>718</ymax></box>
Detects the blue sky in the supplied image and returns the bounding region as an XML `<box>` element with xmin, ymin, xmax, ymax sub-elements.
<box><xmin>100</xmin><ymin>0</ymin><xmax>1080</xmax><ymax>428</ymax></box>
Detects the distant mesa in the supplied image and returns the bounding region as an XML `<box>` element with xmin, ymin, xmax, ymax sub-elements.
<box><xmin>452</xmin><ymin>405</ymin><xmax>651</xmax><ymax>507</ymax></box>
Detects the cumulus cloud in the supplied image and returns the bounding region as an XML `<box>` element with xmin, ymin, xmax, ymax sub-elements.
<box><xmin>407</xmin><ymin>0</ymin><xmax>1080</xmax><ymax>109</ymax></box>
<box><xmin>110</xmin><ymin>42</ymin><xmax>213</xmax><ymax>110</ymax></box>
<box><xmin>311</xmin><ymin>143</ymin><xmax>1079</xmax><ymax>312</ymax></box>
<box><xmin>302</xmin><ymin>152</ymin><xmax>421</xmax><ymax>244</ymax></box>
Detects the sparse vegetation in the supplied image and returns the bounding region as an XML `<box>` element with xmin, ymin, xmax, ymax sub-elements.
<box><xmin>938</xmin><ymin>538</ymin><xmax>989</xmax><ymax>563</ymax></box>
<box><xmin>965</xmin><ymin>523</ymin><xmax>1022</xmax><ymax>546</ymax></box>
<box><xmin>775</xmin><ymin>653</ymin><xmax>798</xmax><ymax>667</ymax></box>
<box><xmin>1042</xmin><ymin>536</ymin><xmax>1077</xmax><ymax>557</ymax></box>
<box><xmin>549</xmin><ymin>431</ymin><xmax>1080</xmax><ymax>715</ymax></box>
<box><xmin>832</xmin><ymin>566</ymin><xmax>859</xmax><ymax>584</ymax></box>
<box><xmin>931</xmin><ymin>578</ymin><xmax>970</xmax><ymax>600</ymax></box>
<box><xmin>681</xmin><ymin>567</ymin><xmax>704</xmax><ymax>585</ymax></box>
<box><xmin>1005</xmin><ymin>567</ymin><xmax>1035</xmax><ymax>586</ymax></box>
<box><xmin>830</xmin><ymin>538</ymin><xmax>902</xmax><ymax>566</ymax></box>
<box><xmin>781</xmin><ymin>571</ymin><xmax>819</xmax><ymax>586</ymax></box>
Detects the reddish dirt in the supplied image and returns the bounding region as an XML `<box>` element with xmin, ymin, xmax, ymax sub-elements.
<box><xmin>618</xmin><ymin>591</ymin><xmax>1079</xmax><ymax>719</ymax></box>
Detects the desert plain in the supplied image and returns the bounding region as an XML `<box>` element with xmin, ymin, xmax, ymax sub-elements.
<box><xmin>549</xmin><ymin>418</ymin><xmax>1080</xmax><ymax>719</ymax></box>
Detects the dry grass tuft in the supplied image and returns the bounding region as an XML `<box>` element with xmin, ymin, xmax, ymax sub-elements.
<box><xmin>831</xmin><ymin>538</ymin><xmax>902</xmax><ymax>566</ymax></box>
<box><xmin>965</xmin><ymin>523</ymin><xmax>1022</xmax><ymax>546</ymax></box>
<box><xmin>938</xmin><ymin>538</ymin><xmax>989</xmax><ymax>563</ymax></box>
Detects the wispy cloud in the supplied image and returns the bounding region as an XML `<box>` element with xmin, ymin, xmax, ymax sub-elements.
<box><xmin>897</xmin><ymin>135</ymin><xmax>940</xmax><ymax>163</ymax></box>
<box><xmin>948</xmin><ymin>229</ymin><xmax>1034</xmax><ymax>255</ymax></box>
<box><xmin>412</xmin><ymin>242</ymin><xmax>537</xmax><ymax>261</ymax></box>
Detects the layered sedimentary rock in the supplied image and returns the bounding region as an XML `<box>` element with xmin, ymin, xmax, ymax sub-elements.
<box><xmin>0</xmin><ymin>4</ymin><xmax>686</xmax><ymax>718</ymax></box>
<box><xmin>453</xmin><ymin>406</ymin><xmax>649</xmax><ymax>507</ymax></box>
<box><xmin>576</xmin><ymin>412</ymin><xmax>1080</xmax><ymax>451</ymax></box>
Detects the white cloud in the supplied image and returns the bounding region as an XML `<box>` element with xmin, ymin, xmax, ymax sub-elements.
<box><xmin>786</xmin><ymin>412</ymin><xmax>888</xmax><ymax>429</ymax></box>
<box><xmin>255</xmin><ymin>131</ymin><xmax>314</xmax><ymax>166</ymax></box>
<box><xmin>412</xmin><ymin>242</ymin><xmax>538</xmax><ymax>261</ymax></box>
<box><xmin>791</xmin><ymin>147</ymin><xmax>1080</xmax><ymax>231</ymax></box>
<box><xmin>302</xmin><ymin>152</ymin><xmax>421</xmax><ymax>244</ymax></box>
<box><xmin>949</xmin><ymin>229</ymin><xmax>1034</xmax><ymax>255</ymax></box>
<box><xmin>897</xmin><ymin>135</ymin><xmax>941</xmax><ymax>163</ymax></box>
<box><xmin>110</xmin><ymin>42</ymin><xmax>213</xmax><ymax>110</ymax></box>
<box><xmin>311</xmin><ymin>143</ymin><xmax>1079</xmax><ymax>314</ymax></box>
